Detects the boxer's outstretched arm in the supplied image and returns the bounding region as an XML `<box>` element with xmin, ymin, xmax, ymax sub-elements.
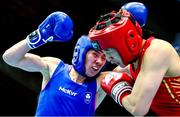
<box><xmin>3</xmin><ymin>11</ymin><xmax>73</xmax><ymax>73</ymax></box>
<box><xmin>2</xmin><ymin>39</ymin><xmax>49</xmax><ymax>73</ymax></box>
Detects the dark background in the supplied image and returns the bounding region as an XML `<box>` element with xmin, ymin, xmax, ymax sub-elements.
<box><xmin>0</xmin><ymin>0</ymin><xmax>180</xmax><ymax>116</ymax></box>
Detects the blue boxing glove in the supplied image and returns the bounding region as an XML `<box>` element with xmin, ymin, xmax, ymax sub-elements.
<box><xmin>121</xmin><ymin>2</ymin><xmax>148</xmax><ymax>27</ymax></box>
<box><xmin>26</xmin><ymin>11</ymin><xmax>73</xmax><ymax>49</ymax></box>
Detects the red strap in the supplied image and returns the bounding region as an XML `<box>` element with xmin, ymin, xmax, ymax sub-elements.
<box><xmin>119</xmin><ymin>91</ymin><xmax>131</xmax><ymax>107</ymax></box>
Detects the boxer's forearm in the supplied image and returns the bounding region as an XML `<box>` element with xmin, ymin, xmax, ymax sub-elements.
<box><xmin>2</xmin><ymin>39</ymin><xmax>31</xmax><ymax>66</ymax></box>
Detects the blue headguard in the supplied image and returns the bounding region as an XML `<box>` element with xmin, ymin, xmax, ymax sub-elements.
<box><xmin>173</xmin><ymin>43</ymin><xmax>180</xmax><ymax>55</ymax></box>
<box><xmin>72</xmin><ymin>35</ymin><xmax>94</xmax><ymax>77</ymax></box>
<box><xmin>172</xmin><ymin>34</ymin><xmax>180</xmax><ymax>55</ymax></box>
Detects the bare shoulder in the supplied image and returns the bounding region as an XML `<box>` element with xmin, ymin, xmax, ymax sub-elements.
<box><xmin>146</xmin><ymin>39</ymin><xmax>173</xmax><ymax>58</ymax></box>
<box><xmin>41</xmin><ymin>56</ymin><xmax>61</xmax><ymax>77</ymax></box>
<box><xmin>142</xmin><ymin>38</ymin><xmax>173</xmax><ymax>68</ymax></box>
<box><xmin>151</xmin><ymin>39</ymin><xmax>173</xmax><ymax>51</ymax></box>
<box><xmin>42</xmin><ymin>56</ymin><xmax>61</xmax><ymax>64</ymax></box>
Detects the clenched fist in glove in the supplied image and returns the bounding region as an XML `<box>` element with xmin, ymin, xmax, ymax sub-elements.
<box><xmin>26</xmin><ymin>11</ymin><xmax>74</xmax><ymax>49</ymax></box>
<box><xmin>101</xmin><ymin>72</ymin><xmax>134</xmax><ymax>106</ymax></box>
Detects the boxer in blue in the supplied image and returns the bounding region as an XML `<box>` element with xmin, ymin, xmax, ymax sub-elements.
<box><xmin>2</xmin><ymin>11</ymin><xmax>107</xmax><ymax>116</ymax></box>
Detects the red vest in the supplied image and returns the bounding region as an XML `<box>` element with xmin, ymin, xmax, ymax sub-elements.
<box><xmin>130</xmin><ymin>37</ymin><xmax>180</xmax><ymax>116</ymax></box>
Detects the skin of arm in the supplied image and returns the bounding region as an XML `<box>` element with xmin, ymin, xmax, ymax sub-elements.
<box><xmin>95</xmin><ymin>72</ymin><xmax>108</xmax><ymax>109</ymax></box>
<box><xmin>113</xmin><ymin>65</ymin><xmax>131</xmax><ymax>75</ymax></box>
<box><xmin>122</xmin><ymin>39</ymin><xmax>172</xmax><ymax>115</ymax></box>
<box><xmin>2</xmin><ymin>39</ymin><xmax>61</xmax><ymax>90</ymax></box>
<box><xmin>2</xmin><ymin>39</ymin><xmax>48</xmax><ymax>73</ymax></box>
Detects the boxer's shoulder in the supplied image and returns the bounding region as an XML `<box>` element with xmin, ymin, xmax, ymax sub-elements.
<box><xmin>143</xmin><ymin>38</ymin><xmax>172</xmax><ymax>63</ymax></box>
<box><xmin>41</xmin><ymin>57</ymin><xmax>61</xmax><ymax>75</ymax></box>
<box><xmin>148</xmin><ymin>38</ymin><xmax>172</xmax><ymax>50</ymax></box>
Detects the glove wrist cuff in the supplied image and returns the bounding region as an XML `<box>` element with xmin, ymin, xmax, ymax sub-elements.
<box><xmin>118</xmin><ymin>90</ymin><xmax>131</xmax><ymax>107</ymax></box>
<box><xmin>26</xmin><ymin>29</ymin><xmax>47</xmax><ymax>49</ymax></box>
<box><xmin>111</xmin><ymin>81</ymin><xmax>132</xmax><ymax>107</ymax></box>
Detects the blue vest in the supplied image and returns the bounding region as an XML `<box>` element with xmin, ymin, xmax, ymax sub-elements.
<box><xmin>35</xmin><ymin>61</ymin><xmax>97</xmax><ymax>116</ymax></box>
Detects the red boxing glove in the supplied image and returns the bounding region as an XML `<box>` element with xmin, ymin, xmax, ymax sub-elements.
<box><xmin>101</xmin><ymin>72</ymin><xmax>134</xmax><ymax>106</ymax></box>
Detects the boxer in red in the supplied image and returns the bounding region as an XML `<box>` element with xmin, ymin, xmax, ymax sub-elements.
<box><xmin>88</xmin><ymin>7</ymin><xmax>180</xmax><ymax>116</ymax></box>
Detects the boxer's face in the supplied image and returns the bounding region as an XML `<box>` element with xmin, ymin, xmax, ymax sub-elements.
<box><xmin>103</xmin><ymin>48</ymin><xmax>125</xmax><ymax>67</ymax></box>
<box><xmin>85</xmin><ymin>50</ymin><xmax>106</xmax><ymax>77</ymax></box>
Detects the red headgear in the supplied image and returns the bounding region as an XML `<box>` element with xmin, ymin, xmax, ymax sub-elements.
<box><xmin>89</xmin><ymin>9</ymin><xmax>143</xmax><ymax>65</ymax></box>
